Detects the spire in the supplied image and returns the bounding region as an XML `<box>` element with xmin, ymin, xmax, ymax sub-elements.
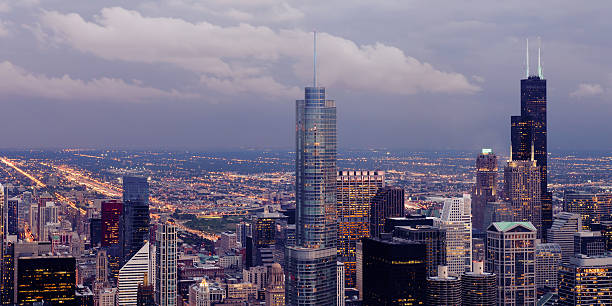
<box><xmin>313</xmin><ymin>31</ymin><xmax>317</xmax><ymax>87</ymax></box>
<box><xmin>531</xmin><ymin>141</ymin><xmax>535</xmax><ymax>162</ymax></box>
<box><xmin>538</xmin><ymin>37</ymin><xmax>543</xmax><ymax>78</ymax></box>
<box><xmin>526</xmin><ymin>38</ymin><xmax>529</xmax><ymax>78</ymax></box>
<box><xmin>510</xmin><ymin>144</ymin><xmax>513</xmax><ymax>161</ymax></box>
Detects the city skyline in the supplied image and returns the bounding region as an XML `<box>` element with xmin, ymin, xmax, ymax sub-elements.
<box><xmin>1</xmin><ymin>1</ymin><xmax>612</xmax><ymax>150</ymax></box>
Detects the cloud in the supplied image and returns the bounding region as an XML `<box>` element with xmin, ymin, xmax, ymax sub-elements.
<box><xmin>38</xmin><ymin>7</ymin><xmax>479</xmax><ymax>97</ymax></box>
<box><xmin>0</xmin><ymin>61</ymin><xmax>193</xmax><ymax>102</ymax></box>
<box><xmin>570</xmin><ymin>83</ymin><xmax>604</xmax><ymax>98</ymax></box>
<box><xmin>0</xmin><ymin>19</ymin><xmax>7</xmax><ymax>37</ymax></box>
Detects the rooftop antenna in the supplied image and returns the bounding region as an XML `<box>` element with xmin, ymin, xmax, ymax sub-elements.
<box><xmin>531</xmin><ymin>141</ymin><xmax>535</xmax><ymax>162</ymax></box>
<box><xmin>313</xmin><ymin>31</ymin><xmax>317</xmax><ymax>87</ymax></box>
<box><xmin>526</xmin><ymin>38</ymin><xmax>530</xmax><ymax>78</ymax></box>
<box><xmin>538</xmin><ymin>37</ymin><xmax>543</xmax><ymax>78</ymax></box>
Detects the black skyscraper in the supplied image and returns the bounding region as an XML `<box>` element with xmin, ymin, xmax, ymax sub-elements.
<box><xmin>123</xmin><ymin>176</ymin><xmax>150</xmax><ymax>262</ymax></box>
<box><xmin>511</xmin><ymin>43</ymin><xmax>552</xmax><ymax>238</ymax></box>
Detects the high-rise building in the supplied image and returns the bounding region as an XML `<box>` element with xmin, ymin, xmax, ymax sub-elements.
<box><xmin>99</xmin><ymin>288</ymin><xmax>117</xmax><ymax>306</ymax></box>
<box><xmin>426</xmin><ymin>266</ymin><xmax>461</xmax><ymax>306</ymax></box>
<box><xmin>558</xmin><ymin>254</ymin><xmax>612</xmax><ymax>305</ymax></box>
<box><xmin>472</xmin><ymin>149</ymin><xmax>498</xmax><ymax>232</ymax></box>
<box><xmin>370</xmin><ymin>186</ymin><xmax>404</xmax><ymax>238</ymax></box>
<box><xmin>0</xmin><ymin>184</ymin><xmax>6</xmax><ymax>302</ymax></box>
<box><xmin>16</xmin><ymin>256</ymin><xmax>77</xmax><ymax>305</ymax></box>
<box><xmin>252</xmin><ymin>210</ymin><xmax>285</xmax><ymax>266</ymax></box>
<box><xmin>101</xmin><ymin>200</ymin><xmax>123</xmax><ymax>247</ymax></box>
<box><xmin>361</xmin><ymin>235</ymin><xmax>426</xmax><ymax>305</ymax></box>
<box><xmin>486</xmin><ymin>222</ymin><xmax>537</xmax><ymax>305</ymax></box>
<box><xmin>188</xmin><ymin>279</ymin><xmax>210</xmax><ymax>306</ymax></box>
<box><xmin>510</xmin><ymin>45</ymin><xmax>551</xmax><ymax>237</ymax></box>
<box><xmin>483</xmin><ymin>201</ymin><xmax>514</xmax><ymax>228</ymax></box>
<box><xmin>461</xmin><ymin>261</ymin><xmax>496</xmax><ymax>306</ymax></box>
<box><xmin>118</xmin><ymin>242</ymin><xmax>151</xmax><ymax>305</ymax></box>
<box><xmin>336</xmin><ymin>170</ymin><xmax>384</xmax><ymax>288</ymax></box>
<box><xmin>285</xmin><ymin>42</ymin><xmax>338</xmax><ymax>306</ymax></box>
<box><xmin>436</xmin><ymin>194</ymin><xmax>472</xmax><ymax>276</ymax></box>
<box><xmin>265</xmin><ymin>263</ymin><xmax>284</xmax><ymax>306</ymax></box>
<box><xmin>393</xmin><ymin>225</ymin><xmax>446</xmax><ymax>277</ymax></box>
<box><xmin>7</xmin><ymin>197</ymin><xmax>18</xmax><ymax>236</ymax></box>
<box><xmin>96</xmin><ymin>248</ymin><xmax>109</xmax><ymax>284</ymax></box>
<box><xmin>563</xmin><ymin>192</ymin><xmax>612</xmax><ymax>230</ymax></box>
<box><xmin>90</xmin><ymin>217</ymin><xmax>102</xmax><ymax>247</ymax></box>
<box><xmin>574</xmin><ymin>231</ymin><xmax>606</xmax><ymax>257</ymax></box>
<box><xmin>236</xmin><ymin>222</ymin><xmax>252</xmax><ymax>248</ymax></box>
<box><xmin>504</xmin><ymin>159</ymin><xmax>542</xmax><ymax>237</ymax></box>
<box><xmin>592</xmin><ymin>221</ymin><xmax>612</xmax><ymax>251</ymax></box>
<box><xmin>337</xmin><ymin>261</ymin><xmax>345</xmax><ymax>306</ymax></box>
<box><xmin>155</xmin><ymin>220</ymin><xmax>177</xmax><ymax>306</ymax></box>
<box><xmin>137</xmin><ymin>281</ymin><xmax>155</xmax><ymax>306</ymax></box>
<box><xmin>548</xmin><ymin>212</ymin><xmax>582</xmax><ymax>263</ymax></box>
<box><xmin>535</xmin><ymin>243</ymin><xmax>562</xmax><ymax>294</ymax></box>
<box><xmin>123</xmin><ymin>176</ymin><xmax>150</xmax><ymax>262</ymax></box>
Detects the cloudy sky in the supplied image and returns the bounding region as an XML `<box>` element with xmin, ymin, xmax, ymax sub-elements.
<box><xmin>0</xmin><ymin>0</ymin><xmax>611</xmax><ymax>152</ymax></box>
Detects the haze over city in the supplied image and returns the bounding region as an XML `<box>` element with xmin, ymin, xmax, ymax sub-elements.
<box><xmin>1</xmin><ymin>1</ymin><xmax>612</xmax><ymax>151</ymax></box>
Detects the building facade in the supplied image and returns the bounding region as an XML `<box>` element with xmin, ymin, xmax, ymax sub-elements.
<box><xmin>472</xmin><ymin>149</ymin><xmax>498</xmax><ymax>232</ymax></box>
<box><xmin>123</xmin><ymin>176</ymin><xmax>150</xmax><ymax>262</ymax></box>
<box><xmin>118</xmin><ymin>242</ymin><xmax>151</xmax><ymax>305</ymax></box>
<box><xmin>436</xmin><ymin>195</ymin><xmax>472</xmax><ymax>276</ymax></box>
<box><xmin>336</xmin><ymin>170</ymin><xmax>384</xmax><ymax>288</ymax></box>
<box><xmin>563</xmin><ymin>192</ymin><xmax>612</xmax><ymax>230</ymax></box>
<box><xmin>504</xmin><ymin>159</ymin><xmax>542</xmax><ymax>237</ymax></box>
<box><xmin>156</xmin><ymin>221</ymin><xmax>177</xmax><ymax>306</ymax></box>
<box><xmin>535</xmin><ymin>243</ymin><xmax>562</xmax><ymax>294</ymax></box>
<box><xmin>370</xmin><ymin>186</ymin><xmax>404</xmax><ymax>238</ymax></box>
<box><xmin>548</xmin><ymin>212</ymin><xmax>582</xmax><ymax>264</ymax></box>
<box><xmin>426</xmin><ymin>266</ymin><xmax>461</xmax><ymax>306</ymax></box>
<box><xmin>461</xmin><ymin>261</ymin><xmax>496</xmax><ymax>306</ymax></box>
<box><xmin>558</xmin><ymin>255</ymin><xmax>612</xmax><ymax>305</ymax></box>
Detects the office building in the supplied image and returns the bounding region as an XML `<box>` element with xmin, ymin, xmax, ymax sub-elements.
<box><xmin>188</xmin><ymin>279</ymin><xmax>210</xmax><ymax>306</ymax></box>
<box><xmin>426</xmin><ymin>266</ymin><xmax>461</xmax><ymax>306</ymax></box>
<box><xmin>510</xmin><ymin>47</ymin><xmax>551</xmax><ymax>237</ymax></box>
<box><xmin>16</xmin><ymin>256</ymin><xmax>77</xmax><ymax>305</ymax></box>
<box><xmin>0</xmin><ymin>184</ymin><xmax>6</xmax><ymax>303</ymax></box>
<box><xmin>90</xmin><ymin>218</ymin><xmax>102</xmax><ymax>247</ymax></box>
<box><xmin>337</xmin><ymin>262</ymin><xmax>345</xmax><ymax>306</ymax></box>
<box><xmin>504</xmin><ymin>159</ymin><xmax>542</xmax><ymax>237</ymax></box>
<box><xmin>285</xmin><ymin>49</ymin><xmax>338</xmax><ymax>305</ymax></box>
<box><xmin>96</xmin><ymin>248</ymin><xmax>109</xmax><ymax>284</ymax></box>
<box><xmin>361</xmin><ymin>235</ymin><xmax>426</xmax><ymax>305</ymax></box>
<box><xmin>592</xmin><ymin>221</ymin><xmax>612</xmax><ymax>251</ymax></box>
<box><xmin>265</xmin><ymin>263</ymin><xmax>284</xmax><ymax>306</ymax></box>
<box><xmin>156</xmin><ymin>220</ymin><xmax>177</xmax><ymax>306</ymax></box>
<box><xmin>7</xmin><ymin>197</ymin><xmax>18</xmax><ymax>236</ymax></box>
<box><xmin>574</xmin><ymin>231</ymin><xmax>606</xmax><ymax>257</ymax></box>
<box><xmin>486</xmin><ymin>222</ymin><xmax>537</xmax><ymax>305</ymax></box>
<box><xmin>101</xmin><ymin>200</ymin><xmax>123</xmax><ymax>247</ymax></box>
<box><xmin>137</xmin><ymin>281</ymin><xmax>155</xmax><ymax>306</ymax></box>
<box><xmin>393</xmin><ymin>225</ymin><xmax>446</xmax><ymax>277</ymax></box>
<box><xmin>548</xmin><ymin>212</ymin><xmax>582</xmax><ymax>263</ymax></box>
<box><xmin>370</xmin><ymin>186</ymin><xmax>404</xmax><ymax>238</ymax></box>
<box><xmin>558</xmin><ymin>254</ymin><xmax>612</xmax><ymax>305</ymax></box>
<box><xmin>461</xmin><ymin>261</ymin><xmax>496</xmax><ymax>306</ymax></box>
<box><xmin>436</xmin><ymin>194</ymin><xmax>472</xmax><ymax>276</ymax></box>
<box><xmin>563</xmin><ymin>192</ymin><xmax>612</xmax><ymax>230</ymax></box>
<box><xmin>123</xmin><ymin>176</ymin><xmax>150</xmax><ymax>262</ymax></box>
<box><xmin>483</xmin><ymin>201</ymin><xmax>513</xmax><ymax>229</ymax></box>
<box><xmin>336</xmin><ymin>170</ymin><xmax>384</xmax><ymax>288</ymax></box>
<box><xmin>236</xmin><ymin>222</ymin><xmax>252</xmax><ymax>248</ymax></box>
<box><xmin>252</xmin><ymin>209</ymin><xmax>285</xmax><ymax>266</ymax></box>
<box><xmin>118</xmin><ymin>242</ymin><xmax>151</xmax><ymax>305</ymax></box>
<box><xmin>535</xmin><ymin>243</ymin><xmax>562</xmax><ymax>294</ymax></box>
<box><xmin>472</xmin><ymin>149</ymin><xmax>498</xmax><ymax>232</ymax></box>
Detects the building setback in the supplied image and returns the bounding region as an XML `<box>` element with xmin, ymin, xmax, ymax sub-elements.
<box><xmin>558</xmin><ymin>255</ymin><xmax>612</xmax><ymax>305</ymax></box>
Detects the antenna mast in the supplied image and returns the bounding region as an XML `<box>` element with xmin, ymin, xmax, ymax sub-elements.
<box><xmin>313</xmin><ymin>31</ymin><xmax>317</xmax><ymax>87</ymax></box>
<box><xmin>526</xmin><ymin>38</ymin><xmax>529</xmax><ymax>78</ymax></box>
<box><xmin>538</xmin><ymin>37</ymin><xmax>543</xmax><ymax>78</ymax></box>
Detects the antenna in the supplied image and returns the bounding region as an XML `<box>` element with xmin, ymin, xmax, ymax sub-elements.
<box><xmin>313</xmin><ymin>31</ymin><xmax>317</xmax><ymax>87</ymax></box>
<box><xmin>531</xmin><ymin>141</ymin><xmax>535</xmax><ymax>162</ymax></box>
<box><xmin>526</xmin><ymin>38</ymin><xmax>529</xmax><ymax>78</ymax></box>
<box><xmin>538</xmin><ymin>37</ymin><xmax>543</xmax><ymax>78</ymax></box>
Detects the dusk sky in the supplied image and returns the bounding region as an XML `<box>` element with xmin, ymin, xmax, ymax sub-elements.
<box><xmin>1</xmin><ymin>1</ymin><xmax>611</xmax><ymax>152</ymax></box>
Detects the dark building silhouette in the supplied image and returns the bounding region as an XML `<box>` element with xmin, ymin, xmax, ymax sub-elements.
<box><xmin>7</xmin><ymin>198</ymin><xmax>18</xmax><ymax>236</ymax></box>
<box><xmin>472</xmin><ymin>149</ymin><xmax>498</xmax><ymax>232</ymax></box>
<box><xmin>16</xmin><ymin>256</ymin><xmax>76</xmax><ymax>305</ymax></box>
<box><xmin>574</xmin><ymin>231</ymin><xmax>606</xmax><ymax>257</ymax></box>
<box><xmin>361</xmin><ymin>235</ymin><xmax>426</xmax><ymax>305</ymax></box>
<box><xmin>101</xmin><ymin>200</ymin><xmax>123</xmax><ymax>247</ymax></box>
<box><xmin>591</xmin><ymin>221</ymin><xmax>612</xmax><ymax>252</ymax></box>
<box><xmin>393</xmin><ymin>225</ymin><xmax>446</xmax><ymax>278</ymax></box>
<box><xmin>1</xmin><ymin>242</ymin><xmax>14</xmax><ymax>305</ymax></box>
<box><xmin>370</xmin><ymin>186</ymin><xmax>404</xmax><ymax>238</ymax></box>
<box><xmin>510</xmin><ymin>45</ymin><xmax>551</xmax><ymax>238</ymax></box>
<box><xmin>89</xmin><ymin>218</ymin><xmax>102</xmax><ymax>247</ymax></box>
<box><xmin>137</xmin><ymin>282</ymin><xmax>155</xmax><ymax>306</ymax></box>
<box><xmin>122</xmin><ymin>176</ymin><xmax>150</xmax><ymax>262</ymax></box>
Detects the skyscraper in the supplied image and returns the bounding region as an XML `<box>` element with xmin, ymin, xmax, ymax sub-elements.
<box><xmin>336</xmin><ymin>170</ymin><xmax>384</xmax><ymax>288</ymax></box>
<box><xmin>510</xmin><ymin>41</ymin><xmax>551</xmax><ymax>238</ymax></box>
<box><xmin>393</xmin><ymin>225</ymin><xmax>446</xmax><ymax>277</ymax></box>
<box><xmin>118</xmin><ymin>242</ymin><xmax>151</xmax><ymax>305</ymax></box>
<box><xmin>504</xmin><ymin>159</ymin><xmax>542</xmax><ymax>237</ymax></box>
<box><xmin>123</xmin><ymin>176</ymin><xmax>150</xmax><ymax>262</ymax></box>
<box><xmin>0</xmin><ymin>184</ymin><xmax>6</xmax><ymax>302</ymax></box>
<box><xmin>188</xmin><ymin>279</ymin><xmax>210</xmax><ymax>306</ymax></box>
<box><xmin>361</xmin><ymin>235</ymin><xmax>426</xmax><ymax>305</ymax></box>
<box><xmin>574</xmin><ymin>231</ymin><xmax>606</xmax><ymax>257</ymax></box>
<box><xmin>558</xmin><ymin>254</ymin><xmax>612</xmax><ymax>305</ymax></box>
<box><xmin>6</xmin><ymin>197</ymin><xmax>18</xmax><ymax>236</ymax></box>
<box><xmin>436</xmin><ymin>194</ymin><xmax>472</xmax><ymax>276</ymax></box>
<box><xmin>535</xmin><ymin>243</ymin><xmax>562</xmax><ymax>295</ymax></box>
<box><xmin>486</xmin><ymin>221</ymin><xmax>537</xmax><ymax>305</ymax></box>
<box><xmin>286</xmin><ymin>34</ymin><xmax>338</xmax><ymax>306</ymax></box>
<box><xmin>265</xmin><ymin>263</ymin><xmax>285</xmax><ymax>306</ymax></box>
<box><xmin>461</xmin><ymin>261</ymin><xmax>496</xmax><ymax>306</ymax></box>
<box><xmin>102</xmin><ymin>199</ymin><xmax>123</xmax><ymax>283</ymax></box>
<box><xmin>548</xmin><ymin>212</ymin><xmax>582</xmax><ymax>264</ymax></box>
<box><xmin>426</xmin><ymin>266</ymin><xmax>461</xmax><ymax>306</ymax></box>
<box><xmin>472</xmin><ymin>149</ymin><xmax>498</xmax><ymax>232</ymax></box>
<box><xmin>563</xmin><ymin>192</ymin><xmax>612</xmax><ymax>230</ymax></box>
<box><xmin>370</xmin><ymin>186</ymin><xmax>404</xmax><ymax>238</ymax></box>
<box><xmin>155</xmin><ymin>220</ymin><xmax>177</xmax><ymax>306</ymax></box>
<box><xmin>16</xmin><ymin>256</ymin><xmax>77</xmax><ymax>305</ymax></box>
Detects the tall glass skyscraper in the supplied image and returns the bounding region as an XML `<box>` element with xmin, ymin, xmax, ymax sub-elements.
<box><xmin>123</xmin><ymin>176</ymin><xmax>150</xmax><ymax>262</ymax></box>
<box><xmin>510</xmin><ymin>43</ymin><xmax>551</xmax><ymax>239</ymax></box>
<box><xmin>285</xmin><ymin>85</ymin><xmax>338</xmax><ymax>305</ymax></box>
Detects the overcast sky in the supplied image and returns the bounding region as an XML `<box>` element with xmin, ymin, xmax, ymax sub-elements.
<box><xmin>0</xmin><ymin>0</ymin><xmax>611</xmax><ymax>152</ymax></box>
